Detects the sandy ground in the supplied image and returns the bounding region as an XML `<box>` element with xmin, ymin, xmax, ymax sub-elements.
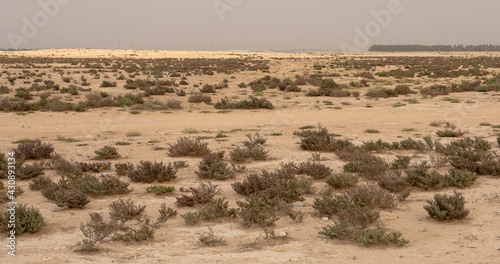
<box><xmin>0</xmin><ymin>50</ymin><xmax>499</xmax><ymax>264</ymax></box>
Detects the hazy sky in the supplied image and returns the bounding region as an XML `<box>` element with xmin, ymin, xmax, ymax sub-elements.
<box><xmin>1</xmin><ymin>0</ymin><xmax>499</xmax><ymax>51</ymax></box>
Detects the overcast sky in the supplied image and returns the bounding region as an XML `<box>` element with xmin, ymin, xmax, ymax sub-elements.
<box><xmin>1</xmin><ymin>0</ymin><xmax>499</xmax><ymax>51</ymax></box>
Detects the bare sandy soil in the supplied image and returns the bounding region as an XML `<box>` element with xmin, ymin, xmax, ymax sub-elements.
<box><xmin>0</xmin><ymin>50</ymin><xmax>499</xmax><ymax>264</ymax></box>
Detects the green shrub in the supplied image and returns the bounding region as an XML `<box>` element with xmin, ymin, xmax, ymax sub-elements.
<box><xmin>325</xmin><ymin>173</ymin><xmax>359</xmax><ymax>189</ymax></box>
<box><xmin>94</xmin><ymin>146</ymin><xmax>121</xmax><ymax>160</ymax></box>
<box><xmin>114</xmin><ymin>162</ymin><xmax>134</xmax><ymax>176</ymax></box>
<box><xmin>146</xmin><ymin>185</ymin><xmax>175</xmax><ymax>195</ymax></box>
<box><xmin>29</xmin><ymin>176</ymin><xmax>52</xmax><ymax>191</ymax></box>
<box><xmin>181</xmin><ymin>198</ymin><xmax>237</xmax><ymax>225</ymax></box>
<box><xmin>17</xmin><ymin>163</ymin><xmax>45</xmax><ymax>180</ymax></box>
<box><xmin>53</xmin><ymin>187</ymin><xmax>90</xmax><ymax>209</ymax></box>
<box><xmin>319</xmin><ymin>220</ymin><xmax>354</xmax><ymax>240</ymax></box>
<box><xmin>237</xmin><ymin>196</ymin><xmax>279</xmax><ymax>227</ymax></box>
<box><xmin>343</xmin><ymin>153</ymin><xmax>388</xmax><ymax>179</ymax></box>
<box><xmin>424</xmin><ymin>190</ymin><xmax>469</xmax><ymax>220</ymax></box>
<box><xmin>391</xmin><ymin>155</ymin><xmax>411</xmax><ymax>169</ymax></box>
<box><xmin>196</xmin><ymin>153</ymin><xmax>234</xmax><ymax>180</ymax></box>
<box><xmin>377</xmin><ymin>171</ymin><xmax>409</xmax><ymax>193</ymax></box>
<box><xmin>296</xmin><ymin>161</ymin><xmax>332</xmax><ymax>179</ymax></box>
<box><xmin>188</xmin><ymin>93</ymin><xmax>212</xmax><ymax>104</ymax></box>
<box><xmin>2</xmin><ymin>204</ymin><xmax>44</xmax><ymax>235</ymax></box>
<box><xmin>167</xmin><ymin>137</ymin><xmax>211</xmax><ymax>157</ymax></box>
<box><xmin>356</xmin><ymin>226</ymin><xmax>409</xmax><ymax>246</ymax></box>
<box><xmin>112</xmin><ymin>226</ymin><xmax>154</xmax><ymax>242</ymax></box>
<box><xmin>128</xmin><ymin>161</ymin><xmax>177</xmax><ymax>183</ymax></box>
<box><xmin>198</xmin><ymin>228</ymin><xmax>226</xmax><ymax>247</ymax></box>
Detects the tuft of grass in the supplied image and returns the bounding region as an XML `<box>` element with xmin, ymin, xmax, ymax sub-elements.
<box><xmin>183</xmin><ymin>128</ymin><xmax>200</xmax><ymax>134</ymax></box>
<box><xmin>126</xmin><ymin>131</ymin><xmax>142</xmax><ymax>137</ymax></box>
<box><xmin>479</xmin><ymin>122</ymin><xmax>492</xmax><ymax>126</ymax></box>
<box><xmin>116</xmin><ymin>141</ymin><xmax>132</xmax><ymax>146</ymax></box>
<box><xmin>198</xmin><ymin>228</ymin><xmax>226</xmax><ymax>247</ymax></box>
<box><xmin>146</xmin><ymin>185</ymin><xmax>175</xmax><ymax>195</ymax></box>
<box><xmin>392</xmin><ymin>102</ymin><xmax>406</xmax><ymax>108</ymax></box>
<box><xmin>56</xmin><ymin>136</ymin><xmax>79</xmax><ymax>142</ymax></box>
<box><xmin>364</xmin><ymin>129</ymin><xmax>380</xmax><ymax>134</ymax></box>
<box><xmin>94</xmin><ymin>146</ymin><xmax>121</xmax><ymax>160</ymax></box>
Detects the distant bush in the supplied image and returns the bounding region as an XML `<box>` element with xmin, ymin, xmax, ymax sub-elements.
<box><xmin>128</xmin><ymin>161</ymin><xmax>177</xmax><ymax>183</ymax></box>
<box><xmin>237</xmin><ymin>196</ymin><xmax>279</xmax><ymax>227</ymax></box>
<box><xmin>326</xmin><ymin>173</ymin><xmax>359</xmax><ymax>189</ymax></box>
<box><xmin>94</xmin><ymin>146</ymin><xmax>121</xmax><ymax>160</ymax></box>
<box><xmin>188</xmin><ymin>93</ymin><xmax>212</xmax><ymax>104</ymax></box>
<box><xmin>100</xmin><ymin>81</ymin><xmax>117</xmax><ymax>87</ymax></box>
<box><xmin>146</xmin><ymin>185</ymin><xmax>175</xmax><ymax>195</ymax></box>
<box><xmin>196</xmin><ymin>153</ymin><xmax>235</xmax><ymax>180</ymax></box>
<box><xmin>295</xmin><ymin>161</ymin><xmax>332</xmax><ymax>179</ymax></box>
<box><xmin>214</xmin><ymin>96</ymin><xmax>274</xmax><ymax>109</ymax></box>
<box><xmin>424</xmin><ymin>190</ymin><xmax>469</xmax><ymax>220</ymax></box>
<box><xmin>181</xmin><ymin>198</ymin><xmax>237</xmax><ymax>225</ymax></box>
<box><xmin>168</xmin><ymin>137</ymin><xmax>211</xmax><ymax>157</ymax></box>
<box><xmin>176</xmin><ymin>182</ymin><xmax>219</xmax><ymax>207</ymax></box>
<box><xmin>79</xmin><ymin>161</ymin><xmax>111</xmax><ymax>172</ymax></box>
<box><xmin>114</xmin><ymin>162</ymin><xmax>134</xmax><ymax>176</ymax></box>
<box><xmin>15</xmin><ymin>139</ymin><xmax>54</xmax><ymax>160</ymax></box>
<box><xmin>109</xmin><ymin>198</ymin><xmax>146</xmax><ymax>224</ymax></box>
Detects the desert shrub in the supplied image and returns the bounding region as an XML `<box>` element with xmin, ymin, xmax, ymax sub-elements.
<box><xmin>48</xmin><ymin>153</ymin><xmax>82</xmax><ymax>176</ymax></box>
<box><xmin>214</xmin><ymin>96</ymin><xmax>274</xmax><ymax>109</ymax></box>
<box><xmin>181</xmin><ymin>198</ymin><xmax>237</xmax><ymax>225</ymax></box>
<box><xmin>2</xmin><ymin>204</ymin><xmax>44</xmax><ymax>235</ymax></box>
<box><xmin>377</xmin><ymin>171</ymin><xmax>409</xmax><ymax>193</ymax></box>
<box><xmin>394</xmin><ymin>85</ymin><xmax>416</xmax><ymax>95</ymax></box>
<box><xmin>232</xmin><ymin>166</ymin><xmax>312</xmax><ymax>203</ymax></box>
<box><xmin>100</xmin><ymin>81</ymin><xmax>117</xmax><ymax>87</ymax></box>
<box><xmin>85</xmin><ymin>92</ymin><xmax>114</xmax><ymax>108</ymax></box>
<box><xmin>79</xmin><ymin>175</ymin><xmax>131</xmax><ymax>195</ymax></box>
<box><xmin>53</xmin><ymin>187</ymin><xmax>90</xmax><ymax>209</ymax></box>
<box><xmin>296</xmin><ymin>161</ymin><xmax>332</xmax><ymax>179</ymax></box>
<box><xmin>424</xmin><ymin>190</ymin><xmax>469</xmax><ymax>220</ymax></box>
<box><xmin>128</xmin><ymin>161</ymin><xmax>177</xmax><ymax>183</ymax></box>
<box><xmin>361</xmin><ymin>139</ymin><xmax>390</xmax><ymax>151</ymax></box>
<box><xmin>319</xmin><ymin>220</ymin><xmax>355</xmax><ymax>240</ymax></box>
<box><xmin>112</xmin><ymin>226</ymin><xmax>154</xmax><ymax>242</ymax></box>
<box><xmin>15</xmin><ymin>139</ymin><xmax>54</xmax><ymax>160</ymax></box>
<box><xmin>398</xmin><ymin>138</ymin><xmax>426</xmax><ymax>151</ymax></box>
<box><xmin>338</xmin><ymin>208</ymin><xmax>380</xmax><ymax>227</ymax></box>
<box><xmin>114</xmin><ymin>94</ymin><xmax>144</xmax><ymax>107</ymax></box>
<box><xmin>497</xmin><ymin>136</ymin><xmax>500</xmax><ymax>146</ymax></box>
<box><xmin>17</xmin><ymin>163</ymin><xmax>45</xmax><ymax>180</ymax></box>
<box><xmin>146</xmin><ymin>185</ymin><xmax>175</xmax><ymax>195</ymax></box>
<box><xmin>299</xmin><ymin>126</ymin><xmax>352</xmax><ymax>152</ymax></box>
<box><xmin>237</xmin><ymin>196</ymin><xmax>279</xmax><ymax>227</ymax></box>
<box><xmin>167</xmin><ymin>137</ymin><xmax>211</xmax><ymax>157</ymax></box>
<box><xmin>157</xmin><ymin>204</ymin><xmax>178</xmax><ymax>224</ymax></box>
<box><xmin>391</xmin><ymin>155</ymin><xmax>411</xmax><ymax>169</ymax></box>
<box><xmin>436</xmin><ymin>122</ymin><xmax>465</xmax><ymax>137</ymax></box>
<box><xmin>0</xmin><ymin>85</ymin><xmax>10</xmax><ymax>94</ymax></box>
<box><xmin>365</xmin><ymin>88</ymin><xmax>398</xmax><ymax>98</ymax></box>
<box><xmin>176</xmin><ymin>182</ymin><xmax>219</xmax><ymax>207</ymax></box>
<box><xmin>343</xmin><ymin>153</ymin><xmax>388</xmax><ymax>179</ymax></box>
<box><xmin>198</xmin><ymin>228</ymin><xmax>226</xmax><ymax>247</ymax></box>
<box><xmin>196</xmin><ymin>153</ymin><xmax>234</xmax><ymax>180</ymax></box>
<box><xmin>356</xmin><ymin>225</ymin><xmax>409</xmax><ymax>246</ymax></box>
<box><xmin>188</xmin><ymin>93</ymin><xmax>212</xmax><ymax>104</ymax></box>
<box><xmin>94</xmin><ymin>146</ymin><xmax>121</xmax><ymax>160</ymax></box>
<box><xmin>29</xmin><ymin>176</ymin><xmax>52</xmax><ymax>191</ymax></box>
<box><xmin>109</xmin><ymin>198</ymin><xmax>146</xmax><ymax>224</ymax></box>
<box><xmin>229</xmin><ymin>144</ymin><xmax>269</xmax><ymax>163</ymax></box>
<box><xmin>406</xmin><ymin>167</ymin><xmax>476</xmax><ymax>189</ymax></box>
<box><xmin>79</xmin><ymin>212</ymin><xmax>116</xmax><ymax>242</ymax></box>
<box><xmin>114</xmin><ymin>162</ymin><xmax>134</xmax><ymax>176</ymax></box>
<box><xmin>79</xmin><ymin>161</ymin><xmax>111</xmax><ymax>172</ymax></box>
<box><xmin>325</xmin><ymin>173</ymin><xmax>359</xmax><ymax>189</ymax></box>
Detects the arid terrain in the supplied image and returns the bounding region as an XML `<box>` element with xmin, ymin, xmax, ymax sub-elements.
<box><xmin>0</xmin><ymin>49</ymin><xmax>499</xmax><ymax>264</ymax></box>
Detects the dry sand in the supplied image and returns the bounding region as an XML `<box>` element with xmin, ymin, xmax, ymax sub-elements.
<box><xmin>0</xmin><ymin>50</ymin><xmax>499</xmax><ymax>264</ymax></box>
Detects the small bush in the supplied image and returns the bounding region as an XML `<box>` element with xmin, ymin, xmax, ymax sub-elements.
<box><xmin>198</xmin><ymin>228</ymin><xmax>226</xmax><ymax>247</ymax></box>
<box><xmin>167</xmin><ymin>137</ymin><xmax>211</xmax><ymax>157</ymax></box>
<box><xmin>181</xmin><ymin>198</ymin><xmax>237</xmax><ymax>225</ymax></box>
<box><xmin>176</xmin><ymin>182</ymin><xmax>219</xmax><ymax>207</ymax></box>
<box><xmin>109</xmin><ymin>198</ymin><xmax>146</xmax><ymax>224</ymax></box>
<box><xmin>157</xmin><ymin>204</ymin><xmax>178</xmax><ymax>224</ymax></box>
<box><xmin>391</xmin><ymin>155</ymin><xmax>411</xmax><ymax>169</ymax></box>
<box><xmin>196</xmin><ymin>153</ymin><xmax>235</xmax><ymax>180</ymax></box>
<box><xmin>100</xmin><ymin>81</ymin><xmax>117</xmax><ymax>87</ymax></box>
<box><xmin>114</xmin><ymin>162</ymin><xmax>134</xmax><ymax>176</ymax></box>
<box><xmin>338</xmin><ymin>208</ymin><xmax>380</xmax><ymax>228</ymax></box>
<box><xmin>29</xmin><ymin>176</ymin><xmax>52</xmax><ymax>191</ymax></box>
<box><xmin>424</xmin><ymin>190</ymin><xmax>469</xmax><ymax>220</ymax></box>
<box><xmin>296</xmin><ymin>162</ymin><xmax>332</xmax><ymax>179</ymax></box>
<box><xmin>112</xmin><ymin>226</ymin><xmax>154</xmax><ymax>242</ymax></box>
<box><xmin>128</xmin><ymin>161</ymin><xmax>177</xmax><ymax>183</ymax></box>
<box><xmin>229</xmin><ymin>144</ymin><xmax>269</xmax><ymax>163</ymax></box>
<box><xmin>94</xmin><ymin>146</ymin><xmax>121</xmax><ymax>160</ymax></box>
<box><xmin>15</xmin><ymin>139</ymin><xmax>54</xmax><ymax>160</ymax></box>
<box><xmin>79</xmin><ymin>161</ymin><xmax>111</xmax><ymax>172</ymax></box>
<box><xmin>53</xmin><ymin>187</ymin><xmax>90</xmax><ymax>209</ymax></box>
<box><xmin>237</xmin><ymin>196</ymin><xmax>279</xmax><ymax>227</ymax></box>
<box><xmin>356</xmin><ymin>226</ymin><xmax>409</xmax><ymax>246</ymax></box>
<box><xmin>325</xmin><ymin>173</ymin><xmax>359</xmax><ymax>189</ymax></box>
<box><xmin>2</xmin><ymin>204</ymin><xmax>44</xmax><ymax>235</ymax></box>
<box><xmin>188</xmin><ymin>93</ymin><xmax>212</xmax><ymax>104</ymax></box>
<box><xmin>79</xmin><ymin>212</ymin><xmax>116</xmax><ymax>242</ymax></box>
<box><xmin>214</xmin><ymin>96</ymin><xmax>274</xmax><ymax>109</ymax></box>
<box><xmin>377</xmin><ymin>171</ymin><xmax>409</xmax><ymax>193</ymax></box>
<box><xmin>146</xmin><ymin>185</ymin><xmax>175</xmax><ymax>195</ymax></box>
<box><xmin>17</xmin><ymin>163</ymin><xmax>45</xmax><ymax>180</ymax></box>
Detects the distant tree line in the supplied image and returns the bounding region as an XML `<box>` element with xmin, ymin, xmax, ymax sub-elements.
<box><xmin>0</xmin><ymin>48</ymin><xmax>33</xmax><ymax>51</ymax></box>
<box><xmin>369</xmin><ymin>45</ymin><xmax>500</xmax><ymax>52</ymax></box>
